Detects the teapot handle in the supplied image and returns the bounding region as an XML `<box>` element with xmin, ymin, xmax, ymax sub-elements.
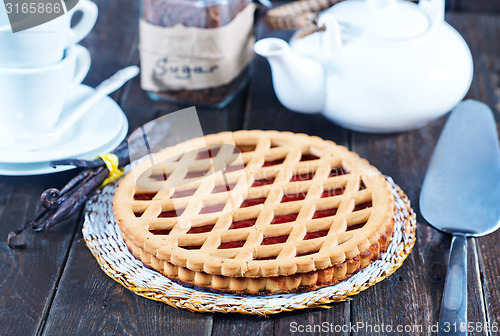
<box><xmin>366</xmin><ymin>0</ymin><xmax>397</xmax><ymax>8</ymax></box>
<box><xmin>419</xmin><ymin>0</ymin><xmax>445</xmax><ymax>23</ymax></box>
<box><xmin>317</xmin><ymin>14</ymin><xmax>342</xmax><ymax>58</ymax></box>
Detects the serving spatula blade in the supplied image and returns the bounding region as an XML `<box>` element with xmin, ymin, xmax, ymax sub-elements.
<box><xmin>420</xmin><ymin>100</ymin><xmax>500</xmax><ymax>235</ymax></box>
<box><xmin>420</xmin><ymin>100</ymin><xmax>500</xmax><ymax>335</ymax></box>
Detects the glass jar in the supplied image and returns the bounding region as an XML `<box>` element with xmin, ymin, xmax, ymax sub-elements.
<box><xmin>140</xmin><ymin>0</ymin><xmax>255</xmax><ymax>108</ymax></box>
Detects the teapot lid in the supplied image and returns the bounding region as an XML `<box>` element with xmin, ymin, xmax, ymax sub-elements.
<box><xmin>329</xmin><ymin>0</ymin><xmax>431</xmax><ymax>41</ymax></box>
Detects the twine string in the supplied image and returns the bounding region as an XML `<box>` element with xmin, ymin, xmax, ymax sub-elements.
<box><xmin>99</xmin><ymin>153</ymin><xmax>125</xmax><ymax>187</ymax></box>
<box><xmin>265</xmin><ymin>0</ymin><xmax>419</xmax><ymax>37</ymax></box>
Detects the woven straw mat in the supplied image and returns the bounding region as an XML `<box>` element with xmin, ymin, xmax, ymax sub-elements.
<box><xmin>82</xmin><ymin>175</ymin><xmax>416</xmax><ymax>315</ymax></box>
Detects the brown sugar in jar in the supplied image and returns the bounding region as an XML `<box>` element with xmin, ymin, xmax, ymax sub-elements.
<box><xmin>140</xmin><ymin>0</ymin><xmax>255</xmax><ymax>108</ymax></box>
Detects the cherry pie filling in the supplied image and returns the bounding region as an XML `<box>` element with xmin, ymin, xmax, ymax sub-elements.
<box><xmin>234</xmin><ymin>145</ymin><xmax>256</xmax><ymax>153</ymax></box>
<box><xmin>187</xmin><ymin>224</ymin><xmax>215</xmax><ymax>234</ymax></box>
<box><xmin>263</xmin><ymin>158</ymin><xmax>285</xmax><ymax>167</ymax></box>
<box><xmin>296</xmin><ymin>251</ymin><xmax>318</xmax><ymax>257</ymax></box>
<box><xmin>149</xmin><ymin>229</ymin><xmax>172</xmax><ymax>235</ymax></box>
<box><xmin>185</xmin><ymin>170</ymin><xmax>209</xmax><ymax>179</ymax></box>
<box><xmin>252</xmin><ymin>177</ymin><xmax>275</xmax><ymax>187</ymax></box>
<box><xmin>353</xmin><ymin>201</ymin><xmax>372</xmax><ymax>211</ymax></box>
<box><xmin>281</xmin><ymin>192</ymin><xmax>307</xmax><ymax>203</ymax></box>
<box><xmin>321</xmin><ymin>188</ymin><xmax>344</xmax><ymax>197</ymax></box>
<box><xmin>254</xmin><ymin>256</ymin><xmax>279</xmax><ymax>261</ymax></box>
<box><xmin>271</xmin><ymin>213</ymin><xmax>298</xmax><ymax>224</ymax></box>
<box><xmin>134</xmin><ymin>192</ymin><xmax>157</xmax><ymax>201</ymax></box>
<box><xmin>212</xmin><ymin>183</ymin><xmax>236</xmax><ymax>193</ymax></box>
<box><xmin>159</xmin><ymin>209</ymin><xmax>185</xmax><ymax>217</ymax></box>
<box><xmin>200</xmin><ymin>203</ymin><xmax>225</xmax><ymax>214</ymax></box>
<box><xmin>304</xmin><ymin>229</ymin><xmax>329</xmax><ymax>240</ymax></box>
<box><xmin>312</xmin><ymin>208</ymin><xmax>338</xmax><ymax>219</ymax></box>
<box><xmin>150</xmin><ymin>172</ymin><xmax>170</xmax><ymax>181</ymax></box>
<box><xmin>290</xmin><ymin>171</ymin><xmax>315</xmax><ymax>182</ymax></box>
<box><xmin>219</xmin><ymin>240</ymin><xmax>246</xmax><ymax>249</ymax></box>
<box><xmin>300</xmin><ymin>154</ymin><xmax>320</xmax><ymax>161</ymax></box>
<box><xmin>347</xmin><ymin>222</ymin><xmax>367</xmax><ymax>231</ymax></box>
<box><xmin>329</xmin><ymin>168</ymin><xmax>349</xmax><ymax>177</ymax></box>
<box><xmin>171</xmin><ymin>189</ymin><xmax>196</xmax><ymax>198</ymax></box>
<box><xmin>261</xmin><ymin>235</ymin><xmax>289</xmax><ymax>245</ymax></box>
<box><xmin>195</xmin><ymin>147</ymin><xmax>221</xmax><ymax>160</ymax></box>
<box><xmin>241</xmin><ymin>197</ymin><xmax>267</xmax><ymax>208</ymax></box>
<box><xmin>229</xmin><ymin>218</ymin><xmax>257</xmax><ymax>229</ymax></box>
<box><xmin>180</xmin><ymin>244</ymin><xmax>203</xmax><ymax>250</ymax></box>
<box><xmin>224</xmin><ymin>164</ymin><xmax>246</xmax><ymax>173</ymax></box>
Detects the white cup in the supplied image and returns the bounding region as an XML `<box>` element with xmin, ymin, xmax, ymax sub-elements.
<box><xmin>0</xmin><ymin>45</ymin><xmax>91</xmax><ymax>139</ymax></box>
<box><xmin>0</xmin><ymin>0</ymin><xmax>98</xmax><ymax>68</ymax></box>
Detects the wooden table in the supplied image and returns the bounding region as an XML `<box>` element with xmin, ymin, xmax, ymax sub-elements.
<box><xmin>1</xmin><ymin>1</ymin><xmax>499</xmax><ymax>335</ymax></box>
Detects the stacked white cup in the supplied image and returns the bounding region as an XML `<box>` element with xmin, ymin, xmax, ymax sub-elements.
<box><xmin>0</xmin><ymin>0</ymin><xmax>98</xmax><ymax>142</ymax></box>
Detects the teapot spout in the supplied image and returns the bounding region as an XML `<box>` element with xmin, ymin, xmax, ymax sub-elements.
<box><xmin>254</xmin><ymin>38</ymin><xmax>325</xmax><ymax>113</ymax></box>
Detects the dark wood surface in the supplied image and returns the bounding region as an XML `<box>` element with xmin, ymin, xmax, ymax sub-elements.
<box><xmin>453</xmin><ymin>0</ymin><xmax>500</xmax><ymax>12</ymax></box>
<box><xmin>1</xmin><ymin>1</ymin><xmax>500</xmax><ymax>335</ymax></box>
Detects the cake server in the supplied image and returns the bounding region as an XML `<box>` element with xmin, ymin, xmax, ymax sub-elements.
<box><xmin>420</xmin><ymin>100</ymin><xmax>500</xmax><ymax>335</ymax></box>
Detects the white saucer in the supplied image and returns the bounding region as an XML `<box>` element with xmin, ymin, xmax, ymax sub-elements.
<box><xmin>0</xmin><ymin>118</ymin><xmax>127</xmax><ymax>176</ymax></box>
<box><xmin>0</xmin><ymin>85</ymin><xmax>127</xmax><ymax>164</ymax></box>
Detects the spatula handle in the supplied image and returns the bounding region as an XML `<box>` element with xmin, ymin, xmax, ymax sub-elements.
<box><xmin>438</xmin><ymin>234</ymin><xmax>468</xmax><ymax>336</ymax></box>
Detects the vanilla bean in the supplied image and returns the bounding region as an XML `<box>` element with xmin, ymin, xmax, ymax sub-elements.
<box><xmin>49</xmin><ymin>158</ymin><xmax>103</xmax><ymax>169</ymax></box>
<box><xmin>31</xmin><ymin>209</ymin><xmax>55</xmax><ymax>231</ymax></box>
<box><xmin>8</xmin><ymin>137</ymin><xmax>132</xmax><ymax>249</ymax></box>
<box><xmin>41</xmin><ymin>189</ymin><xmax>61</xmax><ymax>210</ymax></box>
<box><xmin>50</xmin><ymin>154</ymin><xmax>130</xmax><ymax>169</ymax></box>
<box><xmin>41</xmin><ymin>168</ymin><xmax>108</xmax><ymax>231</ymax></box>
<box><xmin>8</xmin><ymin>168</ymin><xmax>107</xmax><ymax>247</ymax></box>
<box><xmin>50</xmin><ymin>140</ymin><xmax>130</xmax><ymax>169</ymax></box>
<box><xmin>7</xmin><ymin>207</ymin><xmax>51</xmax><ymax>247</ymax></box>
<box><xmin>30</xmin><ymin>207</ymin><xmax>50</xmax><ymax>226</ymax></box>
<box><xmin>7</xmin><ymin>221</ymin><xmax>31</xmax><ymax>249</ymax></box>
<box><xmin>59</xmin><ymin>169</ymin><xmax>92</xmax><ymax>194</ymax></box>
<box><xmin>40</xmin><ymin>170</ymin><xmax>92</xmax><ymax>210</ymax></box>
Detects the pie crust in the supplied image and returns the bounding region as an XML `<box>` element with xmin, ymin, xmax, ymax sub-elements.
<box><xmin>113</xmin><ymin>130</ymin><xmax>395</xmax><ymax>295</ymax></box>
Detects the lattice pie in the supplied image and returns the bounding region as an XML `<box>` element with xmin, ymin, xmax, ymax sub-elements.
<box><xmin>113</xmin><ymin>131</ymin><xmax>395</xmax><ymax>295</ymax></box>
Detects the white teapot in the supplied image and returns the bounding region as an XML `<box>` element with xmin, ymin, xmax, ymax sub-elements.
<box><xmin>254</xmin><ymin>0</ymin><xmax>473</xmax><ymax>133</ymax></box>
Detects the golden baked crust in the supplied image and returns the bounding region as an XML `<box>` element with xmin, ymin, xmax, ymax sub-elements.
<box><xmin>122</xmin><ymin>223</ymin><xmax>393</xmax><ymax>295</ymax></box>
<box><xmin>113</xmin><ymin>130</ymin><xmax>395</xmax><ymax>294</ymax></box>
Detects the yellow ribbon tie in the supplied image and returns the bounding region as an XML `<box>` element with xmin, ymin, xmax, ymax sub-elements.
<box><xmin>99</xmin><ymin>153</ymin><xmax>124</xmax><ymax>187</ymax></box>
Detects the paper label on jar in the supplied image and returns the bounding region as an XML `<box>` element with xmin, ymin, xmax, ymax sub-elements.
<box><xmin>139</xmin><ymin>3</ymin><xmax>256</xmax><ymax>91</ymax></box>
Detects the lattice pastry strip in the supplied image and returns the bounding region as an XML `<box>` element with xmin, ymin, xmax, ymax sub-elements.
<box><xmin>114</xmin><ymin>131</ymin><xmax>394</xmax><ymax>289</ymax></box>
